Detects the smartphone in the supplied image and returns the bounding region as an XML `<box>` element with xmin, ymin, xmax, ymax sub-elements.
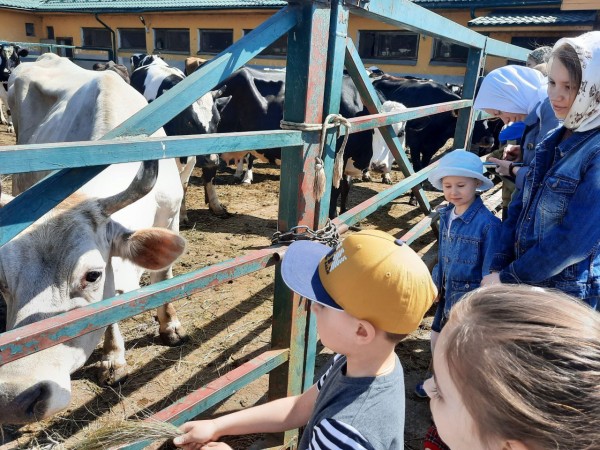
<box><xmin>483</xmin><ymin>162</ymin><xmax>499</xmax><ymax>167</ymax></box>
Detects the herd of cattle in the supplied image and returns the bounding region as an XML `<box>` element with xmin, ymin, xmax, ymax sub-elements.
<box><xmin>0</xmin><ymin>44</ymin><xmax>497</xmax><ymax>426</ymax></box>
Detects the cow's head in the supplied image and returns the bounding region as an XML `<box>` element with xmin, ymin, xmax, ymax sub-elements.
<box><xmin>0</xmin><ymin>44</ymin><xmax>28</xmax><ymax>83</ymax></box>
<box><xmin>471</xmin><ymin>119</ymin><xmax>496</xmax><ymax>156</ymax></box>
<box><xmin>130</xmin><ymin>53</ymin><xmax>164</xmax><ymax>71</ymax></box>
<box><xmin>0</xmin><ymin>162</ymin><xmax>185</xmax><ymax>423</ymax></box>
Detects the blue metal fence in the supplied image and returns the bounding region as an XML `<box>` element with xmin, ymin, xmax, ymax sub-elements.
<box><xmin>0</xmin><ymin>0</ymin><xmax>527</xmax><ymax>446</ymax></box>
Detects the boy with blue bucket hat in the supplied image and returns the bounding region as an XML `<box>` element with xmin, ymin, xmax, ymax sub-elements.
<box><xmin>414</xmin><ymin>150</ymin><xmax>500</xmax><ymax>400</ymax></box>
<box><xmin>174</xmin><ymin>230</ymin><xmax>437</xmax><ymax>450</ymax></box>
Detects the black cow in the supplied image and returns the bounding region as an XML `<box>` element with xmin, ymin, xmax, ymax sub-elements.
<box><xmin>0</xmin><ymin>44</ymin><xmax>28</xmax><ymax>132</ymax></box>
<box><xmin>212</xmin><ymin>67</ymin><xmax>383</xmax><ymax>218</ymax></box>
<box><xmin>373</xmin><ymin>74</ymin><xmax>493</xmax><ymax>171</ymax></box>
<box><xmin>129</xmin><ymin>54</ymin><xmax>231</xmax><ymax>220</ymax></box>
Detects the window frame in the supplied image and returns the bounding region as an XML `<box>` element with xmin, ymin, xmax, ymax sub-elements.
<box><xmin>118</xmin><ymin>28</ymin><xmax>147</xmax><ymax>52</ymax></box>
<box><xmin>81</xmin><ymin>27</ymin><xmax>112</xmax><ymax>49</ymax></box>
<box><xmin>25</xmin><ymin>23</ymin><xmax>35</xmax><ymax>37</ymax></box>
<box><xmin>357</xmin><ymin>30</ymin><xmax>420</xmax><ymax>63</ymax></box>
<box><xmin>430</xmin><ymin>38</ymin><xmax>468</xmax><ymax>65</ymax></box>
<box><xmin>154</xmin><ymin>28</ymin><xmax>190</xmax><ymax>54</ymax></box>
<box><xmin>198</xmin><ymin>29</ymin><xmax>234</xmax><ymax>55</ymax></box>
<box><xmin>243</xmin><ymin>29</ymin><xmax>287</xmax><ymax>58</ymax></box>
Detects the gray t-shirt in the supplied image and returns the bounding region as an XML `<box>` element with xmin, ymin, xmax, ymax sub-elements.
<box><xmin>298</xmin><ymin>354</ymin><xmax>405</xmax><ymax>450</ymax></box>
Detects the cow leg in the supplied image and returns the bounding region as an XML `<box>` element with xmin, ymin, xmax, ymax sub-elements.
<box><xmin>382</xmin><ymin>172</ymin><xmax>392</xmax><ymax>185</ymax></box>
<box><xmin>329</xmin><ymin>185</ymin><xmax>340</xmax><ymax>219</ymax></box>
<box><xmin>150</xmin><ymin>266</ymin><xmax>188</xmax><ymax>346</ymax></box>
<box><xmin>242</xmin><ymin>154</ymin><xmax>254</xmax><ymax>185</ymax></box>
<box><xmin>233</xmin><ymin>158</ymin><xmax>245</xmax><ymax>182</ymax></box>
<box><xmin>176</xmin><ymin>156</ymin><xmax>196</xmax><ymax>225</ymax></box>
<box><xmin>203</xmin><ymin>166</ymin><xmax>230</xmax><ymax>217</ymax></box>
<box><xmin>362</xmin><ymin>169</ymin><xmax>372</xmax><ymax>182</ymax></box>
<box><xmin>409</xmin><ymin>147</ymin><xmax>424</xmax><ymax>206</ymax></box>
<box><xmin>98</xmin><ymin>323</ymin><xmax>128</xmax><ymax>385</ymax></box>
<box><xmin>340</xmin><ymin>175</ymin><xmax>352</xmax><ymax>214</ymax></box>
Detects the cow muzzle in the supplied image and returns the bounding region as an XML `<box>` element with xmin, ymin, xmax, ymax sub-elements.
<box><xmin>0</xmin><ymin>379</ymin><xmax>71</xmax><ymax>423</ymax></box>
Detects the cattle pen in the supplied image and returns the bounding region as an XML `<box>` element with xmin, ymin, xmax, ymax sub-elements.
<box><xmin>0</xmin><ymin>0</ymin><xmax>527</xmax><ymax>448</ymax></box>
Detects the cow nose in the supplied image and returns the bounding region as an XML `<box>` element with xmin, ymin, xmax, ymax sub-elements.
<box><xmin>14</xmin><ymin>382</ymin><xmax>51</xmax><ymax>419</ymax></box>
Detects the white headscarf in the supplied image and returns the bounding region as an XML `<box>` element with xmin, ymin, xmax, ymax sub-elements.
<box><xmin>555</xmin><ymin>32</ymin><xmax>600</xmax><ymax>132</ymax></box>
<box><xmin>474</xmin><ymin>65</ymin><xmax>547</xmax><ymax>115</ymax></box>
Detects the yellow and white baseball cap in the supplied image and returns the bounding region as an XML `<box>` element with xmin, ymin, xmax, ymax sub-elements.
<box><xmin>281</xmin><ymin>230</ymin><xmax>437</xmax><ymax>334</ymax></box>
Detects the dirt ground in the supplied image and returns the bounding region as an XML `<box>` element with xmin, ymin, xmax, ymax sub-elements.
<box><xmin>0</xmin><ymin>127</ymin><xmax>501</xmax><ymax>450</ymax></box>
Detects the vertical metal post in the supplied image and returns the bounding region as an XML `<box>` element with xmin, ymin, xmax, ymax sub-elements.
<box><xmin>269</xmin><ymin>1</ymin><xmax>331</xmax><ymax>447</ymax></box>
<box><xmin>453</xmin><ymin>45</ymin><xmax>485</xmax><ymax>151</ymax></box>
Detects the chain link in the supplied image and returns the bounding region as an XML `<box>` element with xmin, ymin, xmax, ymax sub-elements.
<box><xmin>271</xmin><ymin>219</ymin><xmax>340</xmax><ymax>248</ymax></box>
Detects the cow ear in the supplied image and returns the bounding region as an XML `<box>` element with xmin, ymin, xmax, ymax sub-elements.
<box><xmin>17</xmin><ymin>48</ymin><xmax>29</xmax><ymax>57</ymax></box>
<box><xmin>113</xmin><ymin>228</ymin><xmax>186</xmax><ymax>271</ymax></box>
<box><xmin>215</xmin><ymin>95</ymin><xmax>231</xmax><ymax>114</ymax></box>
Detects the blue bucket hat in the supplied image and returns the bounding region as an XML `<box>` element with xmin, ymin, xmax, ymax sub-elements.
<box><xmin>428</xmin><ymin>150</ymin><xmax>494</xmax><ymax>191</ymax></box>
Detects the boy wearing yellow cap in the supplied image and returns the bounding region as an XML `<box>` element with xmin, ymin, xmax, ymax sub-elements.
<box><xmin>174</xmin><ymin>230</ymin><xmax>437</xmax><ymax>450</ymax></box>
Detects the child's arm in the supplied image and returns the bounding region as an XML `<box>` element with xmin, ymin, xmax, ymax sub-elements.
<box><xmin>173</xmin><ymin>383</ymin><xmax>319</xmax><ymax>448</ymax></box>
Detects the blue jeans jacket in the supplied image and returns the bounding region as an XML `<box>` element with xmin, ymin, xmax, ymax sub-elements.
<box><xmin>492</xmin><ymin>127</ymin><xmax>600</xmax><ymax>308</ymax></box>
<box><xmin>433</xmin><ymin>196</ymin><xmax>501</xmax><ymax>316</ymax></box>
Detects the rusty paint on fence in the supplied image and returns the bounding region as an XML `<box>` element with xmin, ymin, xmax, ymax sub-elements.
<box><xmin>119</xmin><ymin>349</ymin><xmax>289</xmax><ymax>450</ymax></box>
<box><xmin>0</xmin><ymin>248</ymin><xmax>284</xmax><ymax>365</ymax></box>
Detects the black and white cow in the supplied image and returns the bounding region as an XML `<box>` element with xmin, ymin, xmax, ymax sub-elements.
<box><xmin>373</xmin><ymin>74</ymin><xmax>494</xmax><ymax>172</ymax></box>
<box><xmin>212</xmin><ymin>67</ymin><xmax>389</xmax><ymax>217</ymax></box>
<box><xmin>130</xmin><ymin>54</ymin><xmax>231</xmax><ymax>221</ymax></box>
<box><xmin>0</xmin><ymin>44</ymin><xmax>28</xmax><ymax>132</ymax></box>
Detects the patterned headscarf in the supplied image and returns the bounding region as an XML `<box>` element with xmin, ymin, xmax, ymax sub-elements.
<box><xmin>555</xmin><ymin>32</ymin><xmax>600</xmax><ymax>132</ymax></box>
<box><xmin>474</xmin><ymin>65</ymin><xmax>547</xmax><ymax>115</ymax></box>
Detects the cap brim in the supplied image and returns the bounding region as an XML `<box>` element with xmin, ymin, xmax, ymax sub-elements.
<box><xmin>281</xmin><ymin>240</ymin><xmax>342</xmax><ymax>310</ymax></box>
<box><xmin>428</xmin><ymin>167</ymin><xmax>494</xmax><ymax>191</ymax></box>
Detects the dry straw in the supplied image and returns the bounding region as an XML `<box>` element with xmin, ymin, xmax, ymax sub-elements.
<box><xmin>71</xmin><ymin>419</ymin><xmax>181</xmax><ymax>450</ymax></box>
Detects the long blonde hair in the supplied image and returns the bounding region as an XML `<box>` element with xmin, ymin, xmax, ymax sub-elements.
<box><xmin>444</xmin><ymin>285</ymin><xmax>600</xmax><ymax>449</ymax></box>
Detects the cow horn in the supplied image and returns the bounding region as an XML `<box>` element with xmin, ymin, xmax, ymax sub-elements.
<box><xmin>98</xmin><ymin>160</ymin><xmax>159</xmax><ymax>216</ymax></box>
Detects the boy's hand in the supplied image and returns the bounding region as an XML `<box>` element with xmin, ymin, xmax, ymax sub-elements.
<box><xmin>173</xmin><ymin>420</ymin><xmax>219</xmax><ymax>448</ymax></box>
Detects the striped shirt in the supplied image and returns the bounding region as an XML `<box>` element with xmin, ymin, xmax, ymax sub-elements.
<box><xmin>299</xmin><ymin>354</ymin><xmax>405</xmax><ymax>450</ymax></box>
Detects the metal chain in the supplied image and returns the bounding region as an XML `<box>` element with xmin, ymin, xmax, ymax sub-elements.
<box><xmin>271</xmin><ymin>219</ymin><xmax>340</xmax><ymax>248</ymax></box>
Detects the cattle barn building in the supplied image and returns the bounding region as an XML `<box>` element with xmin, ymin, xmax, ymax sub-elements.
<box><xmin>0</xmin><ymin>0</ymin><xmax>597</xmax><ymax>83</ymax></box>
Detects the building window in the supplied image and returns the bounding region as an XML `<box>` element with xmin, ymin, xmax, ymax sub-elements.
<box><xmin>119</xmin><ymin>28</ymin><xmax>146</xmax><ymax>51</ymax></box>
<box><xmin>25</xmin><ymin>23</ymin><xmax>35</xmax><ymax>37</ymax></box>
<box><xmin>154</xmin><ymin>28</ymin><xmax>189</xmax><ymax>53</ymax></box>
<box><xmin>358</xmin><ymin>31</ymin><xmax>419</xmax><ymax>60</ymax></box>
<box><xmin>244</xmin><ymin>29</ymin><xmax>287</xmax><ymax>56</ymax></box>
<box><xmin>47</xmin><ymin>26</ymin><xmax>54</xmax><ymax>40</ymax></box>
<box><xmin>199</xmin><ymin>29</ymin><xmax>233</xmax><ymax>54</ymax></box>
<box><xmin>432</xmin><ymin>39</ymin><xmax>468</xmax><ymax>63</ymax></box>
<box><xmin>82</xmin><ymin>28</ymin><xmax>112</xmax><ymax>48</ymax></box>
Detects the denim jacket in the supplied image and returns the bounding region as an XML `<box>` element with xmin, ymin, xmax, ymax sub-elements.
<box><xmin>515</xmin><ymin>98</ymin><xmax>560</xmax><ymax>190</ymax></box>
<box><xmin>492</xmin><ymin>127</ymin><xmax>600</xmax><ymax>308</ymax></box>
<box><xmin>433</xmin><ymin>196</ymin><xmax>501</xmax><ymax>315</ymax></box>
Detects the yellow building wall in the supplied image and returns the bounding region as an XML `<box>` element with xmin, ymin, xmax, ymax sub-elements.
<box><xmin>0</xmin><ymin>10</ymin><xmax>42</xmax><ymax>44</ymax></box>
<box><xmin>1</xmin><ymin>6</ymin><xmax>552</xmax><ymax>80</ymax></box>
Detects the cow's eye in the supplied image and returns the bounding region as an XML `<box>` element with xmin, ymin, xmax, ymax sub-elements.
<box><xmin>85</xmin><ymin>271</ymin><xmax>102</xmax><ymax>283</ymax></box>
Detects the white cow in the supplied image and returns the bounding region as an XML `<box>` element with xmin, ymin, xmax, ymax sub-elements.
<box><xmin>363</xmin><ymin>101</ymin><xmax>407</xmax><ymax>184</ymax></box>
<box><xmin>0</xmin><ymin>53</ymin><xmax>187</xmax><ymax>423</ymax></box>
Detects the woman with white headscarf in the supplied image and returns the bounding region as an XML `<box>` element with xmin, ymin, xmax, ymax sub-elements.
<box><xmin>482</xmin><ymin>31</ymin><xmax>600</xmax><ymax>310</ymax></box>
<box><xmin>474</xmin><ymin>65</ymin><xmax>559</xmax><ymax>191</ymax></box>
